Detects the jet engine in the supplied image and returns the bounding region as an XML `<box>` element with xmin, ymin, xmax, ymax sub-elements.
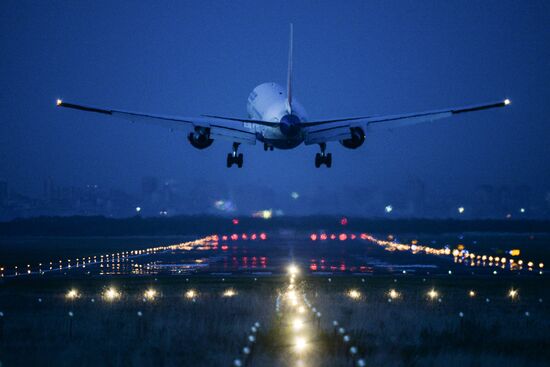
<box><xmin>339</xmin><ymin>127</ymin><xmax>365</xmax><ymax>149</ymax></box>
<box><xmin>187</xmin><ymin>127</ymin><xmax>214</xmax><ymax>149</ymax></box>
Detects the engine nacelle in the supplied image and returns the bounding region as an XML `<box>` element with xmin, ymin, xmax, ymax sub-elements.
<box><xmin>339</xmin><ymin>127</ymin><xmax>365</xmax><ymax>149</ymax></box>
<box><xmin>187</xmin><ymin>128</ymin><xmax>214</xmax><ymax>149</ymax></box>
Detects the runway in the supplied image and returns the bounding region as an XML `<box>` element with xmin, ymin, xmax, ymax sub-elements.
<box><xmin>5</xmin><ymin>231</ymin><xmax>544</xmax><ymax>278</ymax></box>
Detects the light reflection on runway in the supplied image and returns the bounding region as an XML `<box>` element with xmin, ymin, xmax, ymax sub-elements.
<box><xmin>3</xmin><ymin>231</ymin><xmax>545</xmax><ymax>278</ymax></box>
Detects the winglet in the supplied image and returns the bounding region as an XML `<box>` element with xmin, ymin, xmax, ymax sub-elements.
<box><xmin>286</xmin><ymin>23</ymin><xmax>293</xmax><ymax>114</ymax></box>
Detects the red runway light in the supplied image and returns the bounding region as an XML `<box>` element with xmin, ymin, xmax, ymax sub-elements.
<box><xmin>231</xmin><ymin>234</ymin><xmax>238</xmax><ymax>241</ymax></box>
<box><xmin>251</xmin><ymin>233</ymin><xmax>257</xmax><ymax>240</ymax></box>
<box><xmin>222</xmin><ymin>235</ymin><xmax>228</xmax><ymax>241</ymax></box>
<box><xmin>310</xmin><ymin>233</ymin><xmax>318</xmax><ymax>241</ymax></box>
<box><xmin>260</xmin><ymin>233</ymin><xmax>267</xmax><ymax>240</ymax></box>
<box><xmin>232</xmin><ymin>218</ymin><xmax>239</xmax><ymax>225</ymax></box>
<box><xmin>340</xmin><ymin>217</ymin><xmax>348</xmax><ymax>226</ymax></box>
<box><xmin>221</xmin><ymin>245</ymin><xmax>229</xmax><ymax>251</ymax></box>
<box><xmin>351</xmin><ymin>234</ymin><xmax>356</xmax><ymax>240</ymax></box>
<box><xmin>242</xmin><ymin>233</ymin><xmax>248</xmax><ymax>240</ymax></box>
<box><xmin>339</xmin><ymin>233</ymin><xmax>348</xmax><ymax>241</ymax></box>
<box><xmin>330</xmin><ymin>234</ymin><xmax>336</xmax><ymax>240</ymax></box>
<box><xmin>320</xmin><ymin>233</ymin><xmax>328</xmax><ymax>241</ymax></box>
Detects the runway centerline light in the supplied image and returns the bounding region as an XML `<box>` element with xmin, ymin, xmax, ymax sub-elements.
<box><xmin>287</xmin><ymin>264</ymin><xmax>299</xmax><ymax>276</ymax></box>
<box><xmin>292</xmin><ymin>318</ymin><xmax>304</xmax><ymax>331</ymax></box>
<box><xmin>294</xmin><ymin>336</ymin><xmax>307</xmax><ymax>352</ymax></box>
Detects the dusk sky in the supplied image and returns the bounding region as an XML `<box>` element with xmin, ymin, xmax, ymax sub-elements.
<box><xmin>1</xmin><ymin>1</ymin><xmax>549</xmax><ymax>210</ymax></box>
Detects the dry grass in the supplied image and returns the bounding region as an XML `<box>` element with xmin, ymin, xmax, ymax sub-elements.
<box><xmin>307</xmin><ymin>276</ymin><xmax>550</xmax><ymax>367</ymax></box>
<box><xmin>0</xmin><ymin>278</ymin><xmax>274</xmax><ymax>366</ymax></box>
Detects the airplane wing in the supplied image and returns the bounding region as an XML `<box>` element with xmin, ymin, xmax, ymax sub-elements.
<box><xmin>56</xmin><ymin>100</ymin><xmax>257</xmax><ymax>144</ymax></box>
<box><xmin>303</xmin><ymin>99</ymin><xmax>510</xmax><ymax>145</ymax></box>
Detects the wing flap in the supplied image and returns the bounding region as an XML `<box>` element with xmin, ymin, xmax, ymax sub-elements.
<box><xmin>57</xmin><ymin>99</ymin><xmax>256</xmax><ymax>144</ymax></box>
<box><xmin>303</xmin><ymin>99</ymin><xmax>510</xmax><ymax>142</ymax></box>
<box><xmin>304</xmin><ymin>124</ymin><xmax>352</xmax><ymax>145</ymax></box>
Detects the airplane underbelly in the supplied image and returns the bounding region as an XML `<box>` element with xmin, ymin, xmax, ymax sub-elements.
<box><xmin>269</xmin><ymin>137</ymin><xmax>303</xmax><ymax>149</ymax></box>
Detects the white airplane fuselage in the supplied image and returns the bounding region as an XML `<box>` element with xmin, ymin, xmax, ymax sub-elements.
<box><xmin>246</xmin><ymin>82</ymin><xmax>308</xmax><ymax>149</ymax></box>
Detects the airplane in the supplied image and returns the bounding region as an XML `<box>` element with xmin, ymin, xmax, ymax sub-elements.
<box><xmin>56</xmin><ymin>24</ymin><xmax>511</xmax><ymax>168</ymax></box>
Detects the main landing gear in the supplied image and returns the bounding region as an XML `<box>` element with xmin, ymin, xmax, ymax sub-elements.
<box><xmin>315</xmin><ymin>143</ymin><xmax>332</xmax><ymax>168</ymax></box>
<box><xmin>227</xmin><ymin>142</ymin><xmax>243</xmax><ymax>168</ymax></box>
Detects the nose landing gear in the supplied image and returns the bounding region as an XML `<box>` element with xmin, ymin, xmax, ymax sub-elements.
<box><xmin>314</xmin><ymin>143</ymin><xmax>332</xmax><ymax>168</ymax></box>
<box><xmin>227</xmin><ymin>142</ymin><xmax>243</xmax><ymax>168</ymax></box>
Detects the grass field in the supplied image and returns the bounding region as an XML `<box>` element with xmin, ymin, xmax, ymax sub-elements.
<box><xmin>0</xmin><ymin>275</ymin><xmax>548</xmax><ymax>366</ymax></box>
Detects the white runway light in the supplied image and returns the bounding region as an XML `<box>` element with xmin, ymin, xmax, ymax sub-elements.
<box><xmin>65</xmin><ymin>289</ymin><xmax>79</xmax><ymax>300</ymax></box>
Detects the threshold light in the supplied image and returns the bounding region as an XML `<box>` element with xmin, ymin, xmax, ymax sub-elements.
<box><xmin>469</xmin><ymin>290</ymin><xmax>476</xmax><ymax>297</ymax></box>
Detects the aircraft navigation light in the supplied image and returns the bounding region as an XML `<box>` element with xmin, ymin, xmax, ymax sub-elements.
<box><xmin>504</xmin><ymin>98</ymin><xmax>511</xmax><ymax>105</ymax></box>
<box><xmin>56</xmin><ymin>99</ymin><xmax>62</xmax><ymax>106</ymax></box>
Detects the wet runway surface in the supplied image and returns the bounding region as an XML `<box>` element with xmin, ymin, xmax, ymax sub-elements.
<box><xmin>14</xmin><ymin>231</ymin><xmax>543</xmax><ymax>278</ymax></box>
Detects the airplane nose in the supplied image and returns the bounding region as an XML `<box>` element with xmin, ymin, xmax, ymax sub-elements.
<box><xmin>280</xmin><ymin>114</ymin><xmax>301</xmax><ymax>136</ymax></box>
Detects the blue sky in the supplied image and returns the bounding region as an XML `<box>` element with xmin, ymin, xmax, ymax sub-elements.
<box><xmin>1</xmin><ymin>0</ymin><xmax>549</xmax><ymax>209</ymax></box>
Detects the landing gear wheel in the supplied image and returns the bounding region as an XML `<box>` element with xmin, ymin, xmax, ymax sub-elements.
<box><xmin>314</xmin><ymin>143</ymin><xmax>332</xmax><ymax>168</ymax></box>
<box><xmin>237</xmin><ymin>153</ymin><xmax>243</xmax><ymax>168</ymax></box>
<box><xmin>227</xmin><ymin>143</ymin><xmax>243</xmax><ymax>168</ymax></box>
<box><xmin>315</xmin><ymin>153</ymin><xmax>321</xmax><ymax>168</ymax></box>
